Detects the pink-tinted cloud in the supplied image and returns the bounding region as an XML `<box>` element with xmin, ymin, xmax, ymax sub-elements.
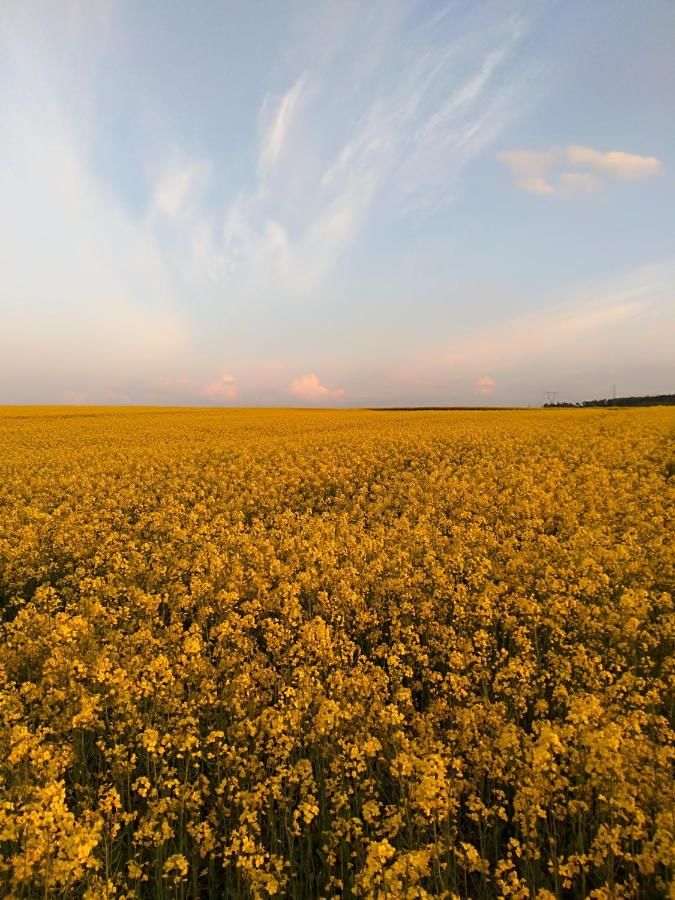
<box><xmin>565</xmin><ymin>146</ymin><xmax>662</xmax><ymax>180</ymax></box>
<box><xmin>496</xmin><ymin>150</ymin><xmax>556</xmax><ymax>195</ymax></box>
<box><xmin>518</xmin><ymin>176</ymin><xmax>554</xmax><ymax>196</ymax></box>
<box><xmin>202</xmin><ymin>373</ymin><xmax>238</xmax><ymax>400</ymax></box>
<box><xmin>476</xmin><ymin>375</ymin><xmax>496</xmax><ymax>395</ymax></box>
<box><xmin>498</xmin><ymin>145</ymin><xmax>662</xmax><ymax>196</ymax></box>
<box><xmin>289</xmin><ymin>373</ymin><xmax>345</xmax><ymax>403</ymax></box>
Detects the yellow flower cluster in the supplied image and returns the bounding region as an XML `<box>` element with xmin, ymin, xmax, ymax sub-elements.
<box><xmin>0</xmin><ymin>406</ymin><xmax>673</xmax><ymax>898</ymax></box>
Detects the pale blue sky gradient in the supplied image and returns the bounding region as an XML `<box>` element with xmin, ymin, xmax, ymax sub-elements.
<box><xmin>1</xmin><ymin>0</ymin><xmax>674</xmax><ymax>405</ymax></box>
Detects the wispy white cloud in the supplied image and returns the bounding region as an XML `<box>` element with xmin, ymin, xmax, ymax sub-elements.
<box><xmin>118</xmin><ymin>2</ymin><xmax>538</xmax><ymax>334</ymax></box>
<box><xmin>258</xmin><ymin>74</ymin><xmax>307</xmax><ymax>174</ymax></box>
<box><xmin>440</xmin><ymin>262</ymin><xmax>675</xmax><ymax>374</ymax></box>
<box><xmin>396</xmin><ymin>32</ymin><xmax>534</xmax><ymax>212</ymax></box>
<box><xmin>207</xmin><ymin>2</ymin><xmax>538</xmax><ymax>301</ymax></box>
<box><xmin>152</xmin><ymin>154</ymin><xmax>212</xmax><ymax>222</ymax></box>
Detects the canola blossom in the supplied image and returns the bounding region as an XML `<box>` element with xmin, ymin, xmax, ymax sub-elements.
<box><xmin>0</xmin><ymin>407</ymin><xmax>673</xmax><ymax>898</ymax></box>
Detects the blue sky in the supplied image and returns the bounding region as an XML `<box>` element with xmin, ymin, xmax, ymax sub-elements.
<box><xmin>1</xmin><ymin>0</ymin><xmax>674</xmax><ymax>406</ymax></box>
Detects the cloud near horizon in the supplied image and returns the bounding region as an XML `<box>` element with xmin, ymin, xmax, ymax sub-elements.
<box><xmin>202</xmin><ymin>374</ymin><xmax>238</xmax><ymax>400</ymax></box>
<box><xmin>476</xmin><ymin>375</ymin><xmax>496</xmax><ymax>395</ymax></box>
<box><xmin>437</xmin><ymin>263</ymin><xmax>675</xmax><ymax>381</ymax></box>
<box><xmin>289</xmin><ymin>374</ymin><xmax>345</xmax><ymax>403</ymax></box>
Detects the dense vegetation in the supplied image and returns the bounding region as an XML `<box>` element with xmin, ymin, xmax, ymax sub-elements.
<box><xmin>0</xmin><ymin>408</ymin><xmax>673</xmax><ymax>898</ymax></box>
<box><xmin>544</xmin><ymin>393</ymin><xmax>675</xmax><ymax>408</ymax></box>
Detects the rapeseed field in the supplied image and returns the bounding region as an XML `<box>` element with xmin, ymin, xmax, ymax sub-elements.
<box><xmin>0</xmin><ymin>407</ymin><xmax>673</xmax><ymax>898</ymax></box>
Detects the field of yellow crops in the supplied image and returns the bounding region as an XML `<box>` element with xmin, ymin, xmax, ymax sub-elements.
<box><xmin>0</xmin><ymin>407</ymin><xmax>673</xmax><ymax>898</ymax></box>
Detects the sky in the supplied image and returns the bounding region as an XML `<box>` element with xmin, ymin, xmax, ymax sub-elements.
<box><xmin>1</xmin><ymin>0</ymin><xmax>674</xmax><ymax>407</ymax></box>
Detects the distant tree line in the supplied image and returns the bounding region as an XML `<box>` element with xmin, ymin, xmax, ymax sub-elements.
<box><xmin>544</xmin><ymin>393</ymin><xmax>675</xmax><ymax>408</ymax></box>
